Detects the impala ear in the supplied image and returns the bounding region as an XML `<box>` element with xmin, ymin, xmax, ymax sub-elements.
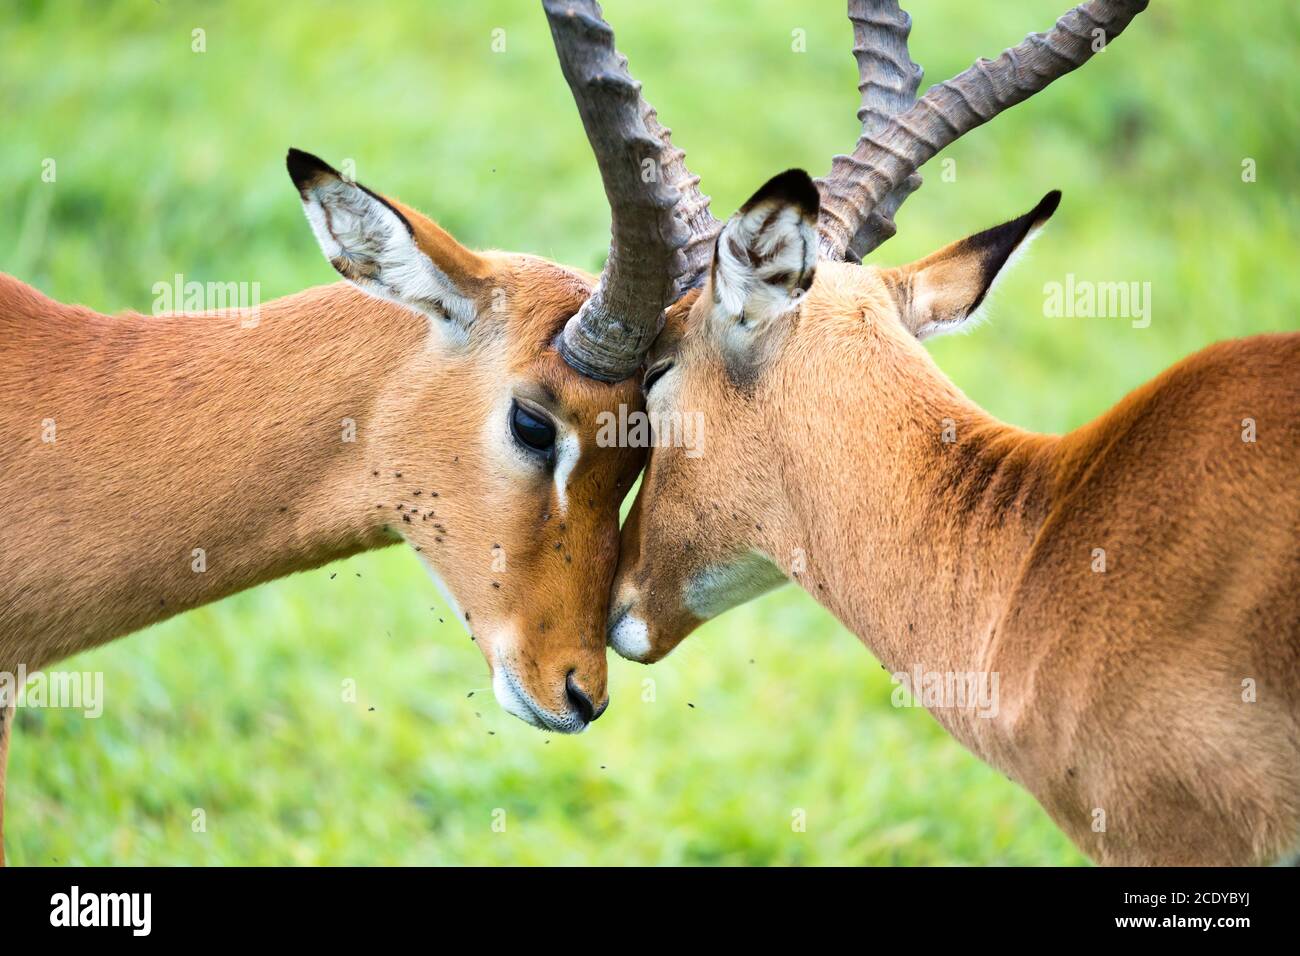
<box><xmin>710</xmin><ymin>169</ymin><xmax>819</xmax><ymax>323</ymax></box>
<box><xmin>883</xmin><ymin>190</ymin><xmax>1061</xmax><ymax>339</ymax></box>
<box><xmin>706</xmin><ymin>169</ymin><xmax>819</xmax><ymax>373</ymax></box>
<box><xmin>286</xmin><ymin>148</ymin><xmax>491</xmax><ymax>332</ymax></box>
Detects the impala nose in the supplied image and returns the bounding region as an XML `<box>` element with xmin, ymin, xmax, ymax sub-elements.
<box><xmin>565</xmin><ymin>671</ymin><xmax>606</xmax><ymax>723</ymax></box>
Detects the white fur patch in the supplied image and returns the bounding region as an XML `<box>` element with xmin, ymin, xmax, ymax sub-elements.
<box><xmin>608</xmin><ymin>613</ymin><xmax>651</xmax><ymax>662</ymax></box>
<box><xmin>713</xmin><ymin>201</ymin><xmax>816</xmax><ymax>325</ymax></box>
<box><xmin>684</xmin><ymin>551</ymin><xmax>788</xmax><ymax>621</ymax></box>
<box><xmin>552</xmin><ymin>432</ymin><xmax>581</xmax><ymax>514</ymax></box>
<box><xmin>299</xmin><ymin>176</ymin><xmax>476</xmax><ymax>332</ymax></box>
<box><xmin>491</xmin><ymin>659</ymin><xmax>547</xmax><ymax>730</ymax></box>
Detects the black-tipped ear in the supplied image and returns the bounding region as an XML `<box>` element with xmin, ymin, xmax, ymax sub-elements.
<box><xmin>959</xmin><ymin>189</ymin><xmax>1061</xmax><ymax>314</ymax></box>
<box><xmin>286</xmin><ymin>148</ymin><xmax>414</xmax><ymax>236</ymax></box>
<box><xmin>739</xmin><ymin>168</ymin><xmax>820</xmax><ymax>221</ymax></box>
<box><xmin>883</xmin><ymin>190</ymin><xmax>1061</xmax><ymax>340</ymax></box>
<box><xmin>1029</xmin><ymin>189</ymin><xmax>1062</xmax><ymax>226</ymax></box>
<box><xmin>286</xmin><ymin>148</ymin><xmax>341</xmax><ymax>196</ymax></box>
<box><xmin>976</xmin><ymin>189</ymin><xmax>1061</xmax><ymax>261</ymax></box>
<box><xmin>286</xmin><ymin>149</ymin><xmax>484</xmax><ymax>328</ymax></box>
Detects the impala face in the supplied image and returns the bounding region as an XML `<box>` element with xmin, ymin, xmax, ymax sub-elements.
<box><xmin>608</xmin><ymin>171</ymin><xmax>820</xmax><ymax>663</ymax></box>
<box><xmin>609</xmin><ymin>170</ymin><xmax>1060</xmax><ymax>663</ymax></box>
<box><xmin>289</xmin><ymin>150</ymin><xmax>645</xmax><ymax>731</ymax></box>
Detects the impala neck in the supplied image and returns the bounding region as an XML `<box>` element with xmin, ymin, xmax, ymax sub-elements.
<box><xmin>769</xmin><ymin>315</ymin><xmax>1061</xmax><ymax>725</ymax></box>
<box><xmin>6</xmin><ymin>282</ymin><xmax>416</xmax><ymax>670</ymax></box>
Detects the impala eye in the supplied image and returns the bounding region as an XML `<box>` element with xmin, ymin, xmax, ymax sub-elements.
<box><xmin>643</xmin><ymin>361</ymin><xmax>673</xmax><ymax>394</ymax></box>
<box><xmin>510</xmin><ymin>400</ymin><xmax>557</xmax><ymax>456</ymax></box>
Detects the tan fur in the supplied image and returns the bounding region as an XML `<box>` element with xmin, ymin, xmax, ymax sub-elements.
<box><xmin>615</xmin><ymin>259</ymin><xmax>1300</xmax><ymax>865</ymax></box>
<box><xmin>0</xmin><ymin>205</ymin><xmax>645</xmax><ymax>859</ymax></box>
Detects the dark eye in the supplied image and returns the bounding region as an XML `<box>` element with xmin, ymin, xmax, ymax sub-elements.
<box><xmin>510</xmin><ymin>401</ymin><xmax>556</xmax><ymax>455</ymax></box>
<box><xmin>643</xmin><ymin>361</ymin><xmax>673</xmax><ymax>394</ymax></box>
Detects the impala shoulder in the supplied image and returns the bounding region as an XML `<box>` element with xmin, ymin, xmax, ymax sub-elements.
<box><xmin>1183</xmin><ymin>332</ymin><xmax>1300</xmax><ymax>391</ymax></box>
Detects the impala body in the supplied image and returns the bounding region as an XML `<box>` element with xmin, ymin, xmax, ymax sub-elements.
<box><xmin>608</xmin><ymin>169</ymin><xmax>1300</xmax><ymax>866</ymax></box>
<box><xmin>0</xmin><ymin>153</ymin><xmax>649</xmax><ymax>717</ymax></box>
<box><xmin>567</xmin><ymin>0</ymin><xmax>1293</xmax><ymax>865</ymax></box>
<box><xmin>0</xmin><ymin>243</ymin><xmax>640</xmax><ymax>720</ymax></box>
<box><xmin>0</xmin><ymin>160</ymin><xmax>646</xmax><ymax>859</ymax></box>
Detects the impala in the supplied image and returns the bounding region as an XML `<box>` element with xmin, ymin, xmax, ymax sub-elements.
<box><xmin>607</xmin><ymin>0</ymin><xmax>1300</xmax><ymax>865</ymax></box>
<box><xmin>0</xmin><ymin>0</ymin><xmax>718</xmax><ymax>863</ymax></box>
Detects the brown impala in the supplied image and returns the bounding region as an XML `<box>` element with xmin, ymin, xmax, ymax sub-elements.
<box><xmin>607</xmin><ymin>0</ymin><xmax>1300</xmax><ymax>865</ymax></box>
<box><xmin>0</xmin><ymin>1</ymin><xmax>719</xmax><ymax>862</ymax></box>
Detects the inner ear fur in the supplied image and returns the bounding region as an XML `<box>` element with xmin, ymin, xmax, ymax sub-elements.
<box><xmin>709</xmin><ymin>169</ymin><xmax>820</xmax><ymax>323</ymax></box>
<box><xmin>383</xmin><ymin>194</ymin><xmax>494</xmax><ymax>291</ymax></box>
<box><xmin>885</xmin><ymin>189</ymin><xmax>1061</xmax><ymax>339</ymax></box>
<box><xmin>286</xmin><ymin>147</ymin><xmax>492</xmax><ymax>313</ymax></box>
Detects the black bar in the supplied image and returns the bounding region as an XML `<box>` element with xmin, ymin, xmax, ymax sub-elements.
<box><xmin>0</xmin><ymin>866</ymin><xmax>1283</xmax><ymax>941</ymax></box>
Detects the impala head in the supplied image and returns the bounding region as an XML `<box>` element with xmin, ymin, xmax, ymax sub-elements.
<box><xmin>280</xmin><ymin>1</ymin><xmax>733</xmax><ymax>731</ymax></box>
<box><xmin>287</xmin><ymin>148</ymin><xmax>645</xmax><ymax>730</ymax></box>
<box><xmin>608</xmin><ymin>169</ymin><xmax>1061</xmax><ymax>663</ymax></box>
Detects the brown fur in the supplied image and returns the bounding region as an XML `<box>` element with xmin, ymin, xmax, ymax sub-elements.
<box><xmin>615</xmin><ymin>258</ymin><xmax>1300</xmax><ymax>865</ymax></box>
<box><xmin>0</xmin><ymin>208</ymin><xmax>645</xmax><ymax>859</ymax></box>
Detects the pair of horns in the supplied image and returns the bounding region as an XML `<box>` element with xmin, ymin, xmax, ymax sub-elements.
<box><xmin>548</xmin><ymin>0</ymin><xmax>1149</xmax><ymax>382</ymax></box>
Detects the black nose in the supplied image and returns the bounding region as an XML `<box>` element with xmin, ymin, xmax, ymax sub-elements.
<box><xmin>565</xmin><ymin>672</ymin><xmax>604</xmax><ymax>723</ymax></box>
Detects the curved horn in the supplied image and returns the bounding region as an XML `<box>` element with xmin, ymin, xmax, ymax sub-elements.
<box><xmin>817</xmin><ymin>0</ymin><xmax>1149</xmax><ymax>262</ymax></box>
<box><xmin>544</xmin><ymin>0</ymin><xmax>718</xmax><ymax>382</ymax></box>
<box><xmin>639</xmin><ymin>104</ymin><xmax>722</xmax><ymax>297</ymax></box>
<box><xmin>817</xmin><ymin>1</ymin><xmax>924</xmax><ymax>263</ymax></box>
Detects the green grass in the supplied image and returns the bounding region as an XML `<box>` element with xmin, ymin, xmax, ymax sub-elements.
<box><xmin>3</xmin><ymin>0</ymin><xmax>1296</xmax><ymax>865</ymax></box>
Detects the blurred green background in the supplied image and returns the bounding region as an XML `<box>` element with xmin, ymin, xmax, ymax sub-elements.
<box><xmin>3</xmin><ymin>0</ymin><xmax>1296</xmax><ymax>865</ymax></box>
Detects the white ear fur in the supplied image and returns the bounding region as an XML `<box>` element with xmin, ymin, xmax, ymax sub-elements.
<box><xmin>705</xmin><ymin>170</ymin><xmax>820</xmax><ymax>374</ymax></box>
<box><xmin>713</xmin><ymin>202</ymin><xmax>817</xmax><ymax>325</ymax></box>
<box><xmin>288</xmin><ymin>150</ymin><xmax>476</xmax><ymax>329</ymax></box>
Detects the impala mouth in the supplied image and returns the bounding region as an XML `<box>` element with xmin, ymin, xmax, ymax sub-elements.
<box><xmin>491</xmin><ymin>663</ymin><xmax>589</xmax><ymax>734</ymax></box>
